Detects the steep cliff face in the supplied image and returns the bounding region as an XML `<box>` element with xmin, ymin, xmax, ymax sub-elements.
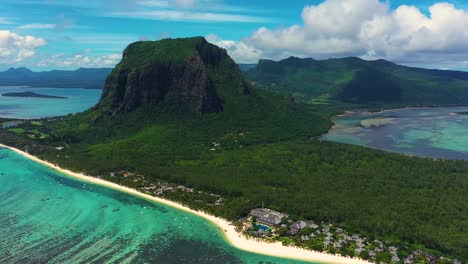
<box><xmin>97</xmin><ymin>37</ymin><xmax>249</xmax><ymax>116</ymax></box>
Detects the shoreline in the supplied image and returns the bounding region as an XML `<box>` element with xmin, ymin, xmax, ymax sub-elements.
<box><xmin>336</xmin><ymin>105</ymin><xmax>468</xmax><ymax>117</ymax></box>
<box><xmin>324</xmin><ymin>105</ymin><xmax>468</xmax><ymax>138</ymax></box>
<box><xmin>0</xmin><ymin>143</ymin><xmax>371</xmax><ymax>264</ymax></box>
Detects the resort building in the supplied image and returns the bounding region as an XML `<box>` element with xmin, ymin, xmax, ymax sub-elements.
<box><xmin>249</xmin><ymin>208</ymin><xmax>288</xmax><ymax>226</ymax></box>
<box><xmin>289</xmin><ymin>220</ymin><xmax>319</xmax><ymax>235</ymax></box>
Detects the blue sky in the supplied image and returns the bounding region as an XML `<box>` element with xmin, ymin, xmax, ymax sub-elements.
<box><xmin>1</xmin><ymin>0</ymin><xmax>468</xmax><ymax>70</ymax></box>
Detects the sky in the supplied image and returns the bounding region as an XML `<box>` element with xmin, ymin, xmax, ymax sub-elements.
<box><xmin>1</xmin><ymin>0</ymin><xmax>468</xmax><ymax>71</ymax></box>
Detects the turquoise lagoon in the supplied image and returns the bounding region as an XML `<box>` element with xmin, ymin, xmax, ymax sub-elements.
<box><xmin>0</xmin><ymin>86</ymin><xmax>101</xmax><ymax>119</ymax></box>
<box><xmin>0</xmin><ymin>86</ymin><xmax>313</xmax><ymax>263</ymax></box>
<box><xmin>0</xmin><ymin>148</ymin><xmax>312</xmax><ymax>263</ymax></box>
<box><xmin>322</xmin><ymin>107</ymin><xmax>468</xmax><ymax>160</ymax></box>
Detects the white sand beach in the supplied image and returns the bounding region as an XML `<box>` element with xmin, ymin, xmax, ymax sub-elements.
<box><xmin>0</xmin><ymin>143</ymin><xmax>371</xmax><ymax>264</ymax></box>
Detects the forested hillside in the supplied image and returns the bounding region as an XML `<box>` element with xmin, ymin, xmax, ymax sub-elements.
<box><xmin>244</xmin><ymin>56</ymin><xmax>468</xmax><ymax>105</ymax></box>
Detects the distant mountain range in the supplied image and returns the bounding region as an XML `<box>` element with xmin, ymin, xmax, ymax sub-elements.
<box><xmin>5</xmin><ymin>55</ymin><xmax>468</xmax><ymax>105</ymax></box>
<box><xmin>0</xmin><ymin>67</ymin><xmax>112</xmax><ymax>89</ymax></box>
<box><xmin>244</xmin><ymin>56</ymin><xmax>468</xmax><ymax>105</ymax></box>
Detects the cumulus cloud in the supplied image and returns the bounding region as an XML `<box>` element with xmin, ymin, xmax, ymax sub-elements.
<box><xmin>208</xmin><ymin>0</ymin><xmax>468</xmax><ymax>69</ymax></box>
<box><xmin>37</xmin><ymin>52</ymin><xmax>122</xmax><ymax>68</ymax></box>
<box><xmin>206</xmin><ymin>34</ymin><xmax>263</xmax><ymax>63</ymax></box>
<box><xmin>0</xmin><ymin>30</ymin><xmax>46</xmax><ymax>63</ymax></box>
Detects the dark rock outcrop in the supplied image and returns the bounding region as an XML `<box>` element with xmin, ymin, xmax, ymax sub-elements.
<box><xmin>97</xmin><ymin>37</ymin><xmax>249</xmax><ymax>115</ymax></box>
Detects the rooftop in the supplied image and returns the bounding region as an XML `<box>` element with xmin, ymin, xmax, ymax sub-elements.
<box><xmin>249</xmin><ymin>208</ymin><xmax>288</xmax><ymax>226</ymax></box>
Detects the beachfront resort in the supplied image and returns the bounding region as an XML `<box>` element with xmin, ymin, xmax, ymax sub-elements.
<box><xmin>237</xmin><ymin>208</ymin><xmax>461</xmax><ymax>264</ymax></box>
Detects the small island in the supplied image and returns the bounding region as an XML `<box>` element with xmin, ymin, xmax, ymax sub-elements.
<box><xmin>2</xmin><ymin>92</ymin><xmax>67</xmax><ymax>99</ymax></box>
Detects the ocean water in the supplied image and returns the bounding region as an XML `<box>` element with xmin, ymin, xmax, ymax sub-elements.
<box><xmin>0</xmin><ymin>148</ymin><xmax>312</xmax><ymax>264</ymax></box>
<box><xmin>0</xmin><ymin>86</ymin><xmax>101</xmax><ymax>119</ymax></box>
<box><xmin>322</xmin><ymin>107</ymin><xmax>468</xmax><ymax>160</ymax></box>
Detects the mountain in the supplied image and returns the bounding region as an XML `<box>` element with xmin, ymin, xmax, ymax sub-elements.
<box><xmin>0</xmin><ymin>67</ymin><xmax>112</xmax><ymax>89</ymax></box>
<box><xmin>47</xmin><ymin>37</ymin><xmax>327</xmax><ymax>142</ymax></box>
<box><xmin>245</xmin><ymin>56</ymin><xmax>468</xmax><ymax>105</ymax></box>
<box><xmin>97</xmin><ymin>37</ymin><xmax>249</xmax><ymax>115</ymax></box>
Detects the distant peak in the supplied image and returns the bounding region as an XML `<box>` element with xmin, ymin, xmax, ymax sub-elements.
<box><xmin>5</xmin><ymin>67</ymin><xmax>32</xmax><ymax>73</ymax></box>
<box><xmin>278</xmin><ymin>56</ymin><xmax>317</xmax><ymax>67</ymax></box>
<box><xmin>258</xmin><ymin>58</ymin><xmax>275</xmax><ymax>64</ymax></box>
<box><xmin>342</xmin><ymin>57</ymin><xmax>364</xmax><ymax>62</ymax></box>
<box><xmin>285</xmin><ymin>56</ymin><xmax>302</xmax><ymax>60</ymax></box>
<box><xmin>280</xmin><ymin>56</ymin><xmax>306</xmax><ymax>62</ymax></box>
<box><xmin>371</xmin><ymin>59</ymin><xmax>396</xmax><ymax>66</ymax></box>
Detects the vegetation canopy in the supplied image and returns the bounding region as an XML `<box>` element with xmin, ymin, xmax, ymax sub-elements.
<box><xmin>245</xmin><ymin>56</ymin><xmax>468</xmax><ymax>106</ymax></box>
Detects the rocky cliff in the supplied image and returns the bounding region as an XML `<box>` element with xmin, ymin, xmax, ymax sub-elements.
<box><xmin>97</xmin><ymin>37</ymin><xmax>249</xmax><ymax>116</ymax></box>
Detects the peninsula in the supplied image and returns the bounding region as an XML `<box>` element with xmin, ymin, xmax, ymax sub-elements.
<box><xmin>2</xmin><ymin>91</ymin><xmax>67</xmax><ymax>99</ymax></box>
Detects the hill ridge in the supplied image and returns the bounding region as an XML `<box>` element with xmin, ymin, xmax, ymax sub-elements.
<box><xmin>246</xmin><ymin>56</ymin><xmax>468</xmax><ymax>105</ymax></box>
<box><xmin>0</xmin><ymin>67</ymin><xmax>112</xmax><ymax>89</ymax></box>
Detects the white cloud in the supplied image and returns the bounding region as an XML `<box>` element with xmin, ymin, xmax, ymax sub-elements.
<box><xmin>113</xmin><ymin>0</ymin><xmax>267</xmax><ymax>23</ymax></box>
<box><xmin>111</xmin><ymin>10</ymin><xmax>266</xmax><ymax>23</ymax></box>
<box><xmin>37</xmin><ymin>52</ymin><xmax>122</xmax><ymax>68</ymax></box>
<box><xmin>206</xmin><ymin>34</ymin><xmax>263</xmax><ymax>63</ymax></box>
<box><xmin>208</xmin><ymin>0</ymin><xmax>468</xmax><ymax>69</ymax></box>
<box><xmin>18</xmin><ymin>24</ymin><xmax>56</xmax><ymax>29</ymax></box>
<box><xmin>0</xmin><ymin>17</ymin><xmax>15</xmax><ymax>25</ymax></box>
<box><xmin>174</xmin><ymin>0</ymin><xmax>196</xmax><ymax>8</ymax></box>
<box><xmin>0</xmin><ymin>30</ymin><xmax>46</xmax><ymax>63</ymax></box>
<box><xmin>138</xmin><ymin>0</ymin><xmax>204</xmax><ymax>9</ymax></box>
<box><xmin>67</xmin><ymin>34</ymin><xmax>136</xmax><ymax>46</ymax></box>
<box><xmin>138</xmin><ymin>0</ymin><xmax>170</xmax><ymax>7</ymax></box>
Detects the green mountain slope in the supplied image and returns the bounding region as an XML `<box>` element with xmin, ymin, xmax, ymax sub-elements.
<box><xmin>245</xmin><ymin>56</ymin><xmax>468</xmax><ymax>105</ymax></box>
<box><xmin>2</xmin><ymin>37</ymin><xmax>467</xmax><ymax>262</ymax></box>
<box><xmin>39</xmin><ymin>37</ymin><xmax>330</xmax><ymax>154</ymax></box>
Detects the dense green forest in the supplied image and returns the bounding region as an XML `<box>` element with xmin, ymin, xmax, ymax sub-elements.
<box><xmin>3</xmin><ymin>97</ymin><xmax>466</xmax><ymax>261</ymax></box>
<box><xmin>244</xmin><ymin>56</ymin><xmax>468</xmax><ymax>105</ymax></box>
<box><xmin>1</xmin><ymin>37</ymin><xmax>467</xmax><ymax>262</ymax></box>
